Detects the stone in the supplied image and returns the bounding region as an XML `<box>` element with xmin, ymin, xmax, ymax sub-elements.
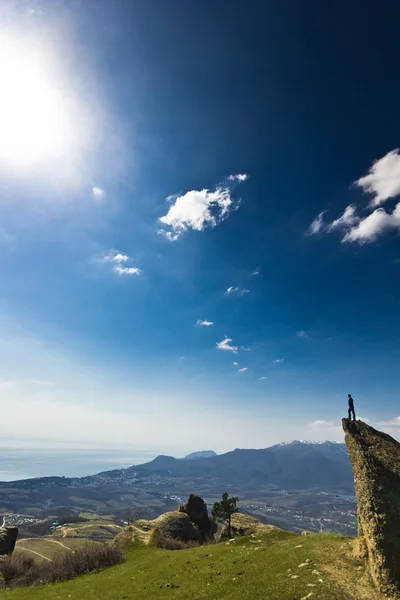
<box><xmin>178</xmin><ymin>494</ymin><xmax>212</xmax><ymax>540</ymax></box>
<box><xmin>342</xmin><ymin>418</ymin><xmax>400</xmax><ymax>596</ymax></box>
<box><xmin>0</xmin><ymin>527</ymin><xmax>18</xmax><ymax>555</ymax></box>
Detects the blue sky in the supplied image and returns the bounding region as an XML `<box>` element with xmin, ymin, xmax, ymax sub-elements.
<box><xmin>0</xmin><ymin>0</ymin><xmax>400</xmax><ymax>455</ymax></box>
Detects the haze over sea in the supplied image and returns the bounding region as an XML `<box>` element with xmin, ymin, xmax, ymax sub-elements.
<box><xmin>0</xmin><ymin>448</ymin><xmax>159</xmax><ymax>481</ymax></box>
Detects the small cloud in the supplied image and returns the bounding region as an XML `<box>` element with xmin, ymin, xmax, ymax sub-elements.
<box><xmin>296</xmin><ymin>330</ymin><xmax>308</xmax><ymax>339</ymax></box>
<box><xmin>30</xmin><ymin>380</ymin><xmax>55</xmax><ymax>387</ymax></box>
<box><xmin>307</xmin><ymin>211</ymin><xmax>326</xmax><ymax>235</ymax></box>
<box><xmin>252</xmin><ymin>269</ymin><xmax>260</xmax><ymax>276</ymax></box>
<box><xmin>238</xmin><ymin>367</ymin><xmax>248</xmax><ymax>373</ymax></box>
<box><xmin>233</xmin><ymin>362</ymin><xmax>239</xmax><ymax>366</ymax></box>
<box><xmin>216</xmin><ymin>337</ymin><xmax>238</xmax><ymax>353</ymax></box>
<box><xmin>327</xmin><ymin>205</ymin><xmax>359</xmax><ymax>231</ymax></box>
<box><xmin>103</xmin><ymin>249</ymin><xmax>141</xmax><ymax>276</ymax></box>
<box><xmin>115</xmin><ymin>266</ymin><xmax>142</xmax><ymax>276</ymax></box>
<box><xmin>159</xmin><ymin>176</ymin><xmax>245</xmax><ymax>240</ymax></box>
<box><xmin>240</xmin><ymin>346</ymin><xmax>251</xmax><ymax>352</ymax></box>
<box><xmin>92</xmin><ymin>186</ymin><xmax>105</xmax><ymax>199</ymax></box>
<box><xmin>197</xmin><ymin>319</ymin><xmax>214</xmax><ymax>327</ymax></box>
<box><xmin>228</xmin><ymin>173</ymin><xmax>248</xmax><ymax>182</ymax></box>
<box><xmin>225</xmin><ymin>286</ymin><xmax>250</xmax><ymax>296</ymax></box>
<box><xmin>273</xmin><ymin>358</ymin><xmax>284</xmax><ymax>364</ymax></box>
<box><xmin>342</xmin><ymin>205</ymin><xmax>400</xmax><ymax>244</ymax></box>
<box><xmin>308</xmin><ymin>420</ymin><xmax>337</xmax><ymax>429</ymax></box>
<box><xmin>377</xmin><ymin>416</ymin><xmax>400</xmax><ymax>427</ymax></box>
<box><xmin>258</xmin><ymin>376</ymin><xmax>267</xmax><ymax>380</ymax></box>
<box><xmin>357</xmin><ymin>416</ymin><xmax>370</xmax><ymax>423</ymax></box>
<box><xmin>355</xmin><ymin>149</ymin><xmax>400</xmax><ymax>207</ymax></box>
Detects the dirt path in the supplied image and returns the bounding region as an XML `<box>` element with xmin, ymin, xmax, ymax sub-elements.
<box><xmin>16</xmin><ymin>544</ymin><xmax>52</xmax><ymax>562</ymax></box>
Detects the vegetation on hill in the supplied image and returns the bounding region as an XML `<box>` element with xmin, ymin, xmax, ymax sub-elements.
<box><xmin>2</xmin><ymin>528</ymin><xmax>384</xmax><ymax>600</ymax></box>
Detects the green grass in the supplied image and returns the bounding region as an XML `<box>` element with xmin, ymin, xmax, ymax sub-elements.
<box><xmin>4</xmin><ymin>531</ymin><xmax>382</xmax><ymax>600</ymax></box>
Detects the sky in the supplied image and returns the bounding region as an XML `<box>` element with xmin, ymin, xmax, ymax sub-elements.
<box><xmin>1</xmin><ymin>0</ymin><xmax>400</xmax><ymax>460</ymax></box>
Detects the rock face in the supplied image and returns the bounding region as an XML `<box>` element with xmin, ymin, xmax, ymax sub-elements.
<box><xmin>219</xmin><ymin>512</ymin><xmax>280</xmax><ymax>540</ymax></box>
<box><xmin>178</xmin><ymin>494</ymin><xmax>212</xmax><ymax>539</ymax></box>
<box><xmin>0</xmin><ymin>527</ymin><xmax>18</xmax><ymax>555</ymax></box>
<box><xmin>115</xmin><ymin>511</ymin><xmax>201</xmax><ymax>546</ymax></box>
<box><xmin>342</xmin><ymin>418</ymin><xmax>400</xmax><ymax>596</ymax></box>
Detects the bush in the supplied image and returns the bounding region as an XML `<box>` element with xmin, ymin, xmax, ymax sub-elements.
<box><xmin>0</xmin><ymin>543</ymin><xmax>124</xmax><ymax>588</ymax></box>
<box><xmin>154</xmin><ymin>535</ymin><xmax>200</xmax><ymax>550</ymax></box>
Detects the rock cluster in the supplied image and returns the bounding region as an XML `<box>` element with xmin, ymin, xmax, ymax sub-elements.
<box><xmin>342</xmin><ymin>418</ymin><xmax>400</xmax><ymax>597</ymax></box>
<box><xmin>178</xmin><ymin>493</ymin><xmax>212</xmax><ymax>539</ymax></box>
<box><xmin>0</xmin><ymin>527</ymin><xmax>18</xmax><ymax>555</ymax></box>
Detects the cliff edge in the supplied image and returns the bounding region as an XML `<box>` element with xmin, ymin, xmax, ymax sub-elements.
<box><xmin>342</xmin><ymin>418</ymin><xmax>400</xmax><ymax>597</ymax></box>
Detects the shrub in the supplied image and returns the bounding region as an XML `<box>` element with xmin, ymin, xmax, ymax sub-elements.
<box><xmin>154</xmin><ymin>535</ymin><xmax>200</xmax><ymax>550</ymax></box>
<box><xmin>0</xmin><ymin>543</ymin><xmax>124</xmax><ymax>589</ymax></box>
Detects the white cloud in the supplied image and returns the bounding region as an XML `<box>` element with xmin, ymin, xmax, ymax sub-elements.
<box><xmin>104</xmin><ymin>250</ymin><xmax>129</xmax><ymax>264</ymax></box>
<box><xmin>355</xmin><ymin>149</ymin><xmax>400</xmax><ymax>207</ymax></box>
<box><xmin>252</xmin><ymin>269</ymin><xmax>260</xmax><ymax>276</ymax></box>
<box><xmin>307</xmin><ymin>420</ymin><xmax>341</xmax><ymax>434</ymax></box>
<box><xmin>233</xmin><ymin>362</ymin><xmax>239</xmax><ymax>366</ymax></box>
<box><xmin>225</xmin><ymin>286</ymin><xmax>250</xmax><ymax>296</ymax></box>
<box><xmin>273</xmin><ymin>358</ymin><xmax>284</xmax><ymax>364</ymax></box>
<box><xmin>103</xmin><ymin>249</ymin><xmax>141</xmax><ymax>276</ymax></box>
<box><xmin>228</xmin><ymin>173</ymin><xmax>248</xmax><ymax>182</ymax></box>
<box><xmin>296</xmin><ymin>330</ymin><xmax>308</xmax><ymax>339</ymax></box>
<box><xmin>159</xmin><ymin>182</ymin><xmax>239</xmax><ymax>240</ymax></box>
<box><xmin>216</xmin><ymin>337</ymin><xmax>238</xmax><ymax>353</ymax></box>
<box><xmin>238</xmin><ymin>367</ymin><xmax>248</xmax><ymax>373</ymax></box>
<box><xmin>258</xmin><ymin>376</ymin><xmax>266</xmax><ymax>380</ymax></box>
<box><xmin>114</xmin><ymin>266</ymin><xmax>141</xmax><ymax>276</ymax></box>
<box><xmin>307</xmin><ymin>211</ymin><xmax>325</xmax><ymax>235</ymax></box>
<box><xmin>92</xmin><ymin>186</ymin><xmax>105</xmax><ymax>199</ymax></box>
<box><xmin>327</xmin><ymin>205</ymin><xmax>358</xmax><ymax>231</ymax></box>
<box><xmin>197</xmin><ymin>319</ymin><xmax>214</xmax><ymax>327</ymax></box>
<box><xmin>342</xmin><ymin>204</ymin><xmax>400</xmax><ymax>244</ymax></box>
<box><xmin>377</xmin><ymin>416</ymin><xmax>400</xmax><ymax>427</ymax></box>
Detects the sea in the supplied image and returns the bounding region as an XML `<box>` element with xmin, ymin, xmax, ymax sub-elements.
<box><xmin>0</xmin><ymin>448</ymin><xmax>159</xmax><ymax>482</ymax></box>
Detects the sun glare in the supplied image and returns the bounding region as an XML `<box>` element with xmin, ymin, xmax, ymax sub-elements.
<box><xmin>0</xmin><ymin>33</ymin><xmax>75</xmax><ymax>170</ymax></box>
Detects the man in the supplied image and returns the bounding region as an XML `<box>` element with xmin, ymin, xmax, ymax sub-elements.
<box><xmin>348</xmin><ymin>394</ymin><xmax>356</xmax><ymax>420</ymax></box>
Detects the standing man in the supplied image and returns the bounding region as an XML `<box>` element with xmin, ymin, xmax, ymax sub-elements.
<box><xmin>348</xmin><ymin>394</ymin><xmax>356</xmax><ymax>420</ymax></box>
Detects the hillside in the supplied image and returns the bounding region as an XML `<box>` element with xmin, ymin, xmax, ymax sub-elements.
<box><xmin>3</xmin><ymin>529</ymin><xmax>383</xmax><ymax>600</ymax></box>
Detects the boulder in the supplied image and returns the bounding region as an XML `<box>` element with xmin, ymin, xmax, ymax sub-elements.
<box><xmin>178</xmin><ymin>494</ymin><xmax>212</xmax><ymax>539</ymax></box>
<box><xmin>115</xmin><ymin>511</ymin><xmax>201</xmax><ymax>546</ymax></box>
<box><xmin>0</xmin><ymin>527</ymin><xmax>18</xmax><ymax>555</ymax></box>
<box><xmin>219</xmin><ymin>512</ymin><xmax>280</xmax><ymax>540</ymax></box>
<box><xmin>342</xmin><ymin>418</ymin><xmax>400</xmax><ymax>596</ymax></box>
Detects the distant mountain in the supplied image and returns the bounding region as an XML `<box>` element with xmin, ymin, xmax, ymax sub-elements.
<box><xmin>132</xmin><ymin>441</ymin><xmax>352</xmax><ymax>493</ymax></box>
<box><xmin>183</xmin><ymin>451</ymin><xmax>217</xmax><ymax>460</ymax></box>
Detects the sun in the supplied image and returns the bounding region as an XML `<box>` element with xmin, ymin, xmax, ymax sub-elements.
<box><xmin>0</xmin><ymin>32</ymin><xmax>75</xmax><ymax>170</ymax></box>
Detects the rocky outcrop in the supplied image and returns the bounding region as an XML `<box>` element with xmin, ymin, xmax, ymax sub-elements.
<box><xmin>342</xmin><ymin>418</ymin><xmax>400</xmax><ymax>597</ymax></box>
<box><xmin>0</xmin><ymin>527</ymin><xmax>18</xmax><ymax>555</ymax></box>
<box><xmin>115</xmin><ymin>511</ymin><xmax>201</xmax><ymax>546</ymax></box>
<box><xmin>219</xmin><ymin>513</ymin><xmax>280</xmax><ymax>540</ymax></box>
<box><xmin>178</xmin><ymin>494</ymin><xmax>212</xmax><ymax>539</ymax></box>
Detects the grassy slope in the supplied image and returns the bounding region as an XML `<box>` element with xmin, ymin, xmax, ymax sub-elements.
<box><xmin>4</xmin><ymin>531</ymin><xmax>383</xmax><ymax>600</ymax></box>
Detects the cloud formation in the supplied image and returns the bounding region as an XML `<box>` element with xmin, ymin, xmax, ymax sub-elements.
<box><xmin>197</xmin><ymin>319</ymin><xmax>214</xmax><ymax>327</ymax></box>
<box><xmin>307</xmin><ymin>211</ymin><xmax>325</xmax><ymax>235</ymax></box>
<box><xmin>273</xmin><ymin>358</ymin><xmax>284</xmax><ymax>363</ymax></box>
<box><xmin>296</xmin><ymin>330</ymin><xmax>308</xmax><ymax>339</ymax></box>
<box><xmin>228</xmin><ymin>173</ymin><xmax>248</xmax><ymax>182</ymax></box>
<box><xmin>92</xmin><ymin>186</ymin><xmax>105</xmax><ymax>199</ymax></box>
<box><xmin>233</xmin><ymin>362</ymin><xmax>239</xmax><ymax>366</ymax></box>
<box><xmin>159</xmin><ymin>175</ymin><xmax>247</xmax><ymax>240</ymax></box>
<box><xmin>355</xmin><ymin>149</ymin><xmax>400</xmax><ymax>207</ymax></box>
<box><xmin>258</xmin><ymin>376</ymin><xmax>266</xmax><ymax>380</ymax></box>
<box><xmin>342</xmin><ymin>205</ymin><xmax>400</xmax><ymax>243</ymax></box>
<box><xmin>327</xmin><ymin>205</ymin><xmax>358</xmax><ymax>231</ymax></box>
<box><xmin>225</xmin><ymin>286</ymin><xmax>250</xmax><ymax>296</ymax></box>
<box><xmin>216</xmin><ymin>337</ymin><xmax>238</xmax><ymax>353</ymax></box>
<box><xmin>309</xmin><ymin>150</ymin><xmax>400</xmax><ymax>244</ymax></box>
<box><xmin>103</xmin><ymin>249</ymin><xmax>141</xmax><ymax>276</ymax></box>
<box><xmin>238</xmin><ymin>367</ymin><xmax>248</xmax><ymax>372</ymax></box>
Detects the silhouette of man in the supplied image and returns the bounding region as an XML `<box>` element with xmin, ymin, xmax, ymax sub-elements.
<box><xmin>348</xmin><ymin>394</ymin><xmax>356</xmax><ymax>420</ymax></box>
